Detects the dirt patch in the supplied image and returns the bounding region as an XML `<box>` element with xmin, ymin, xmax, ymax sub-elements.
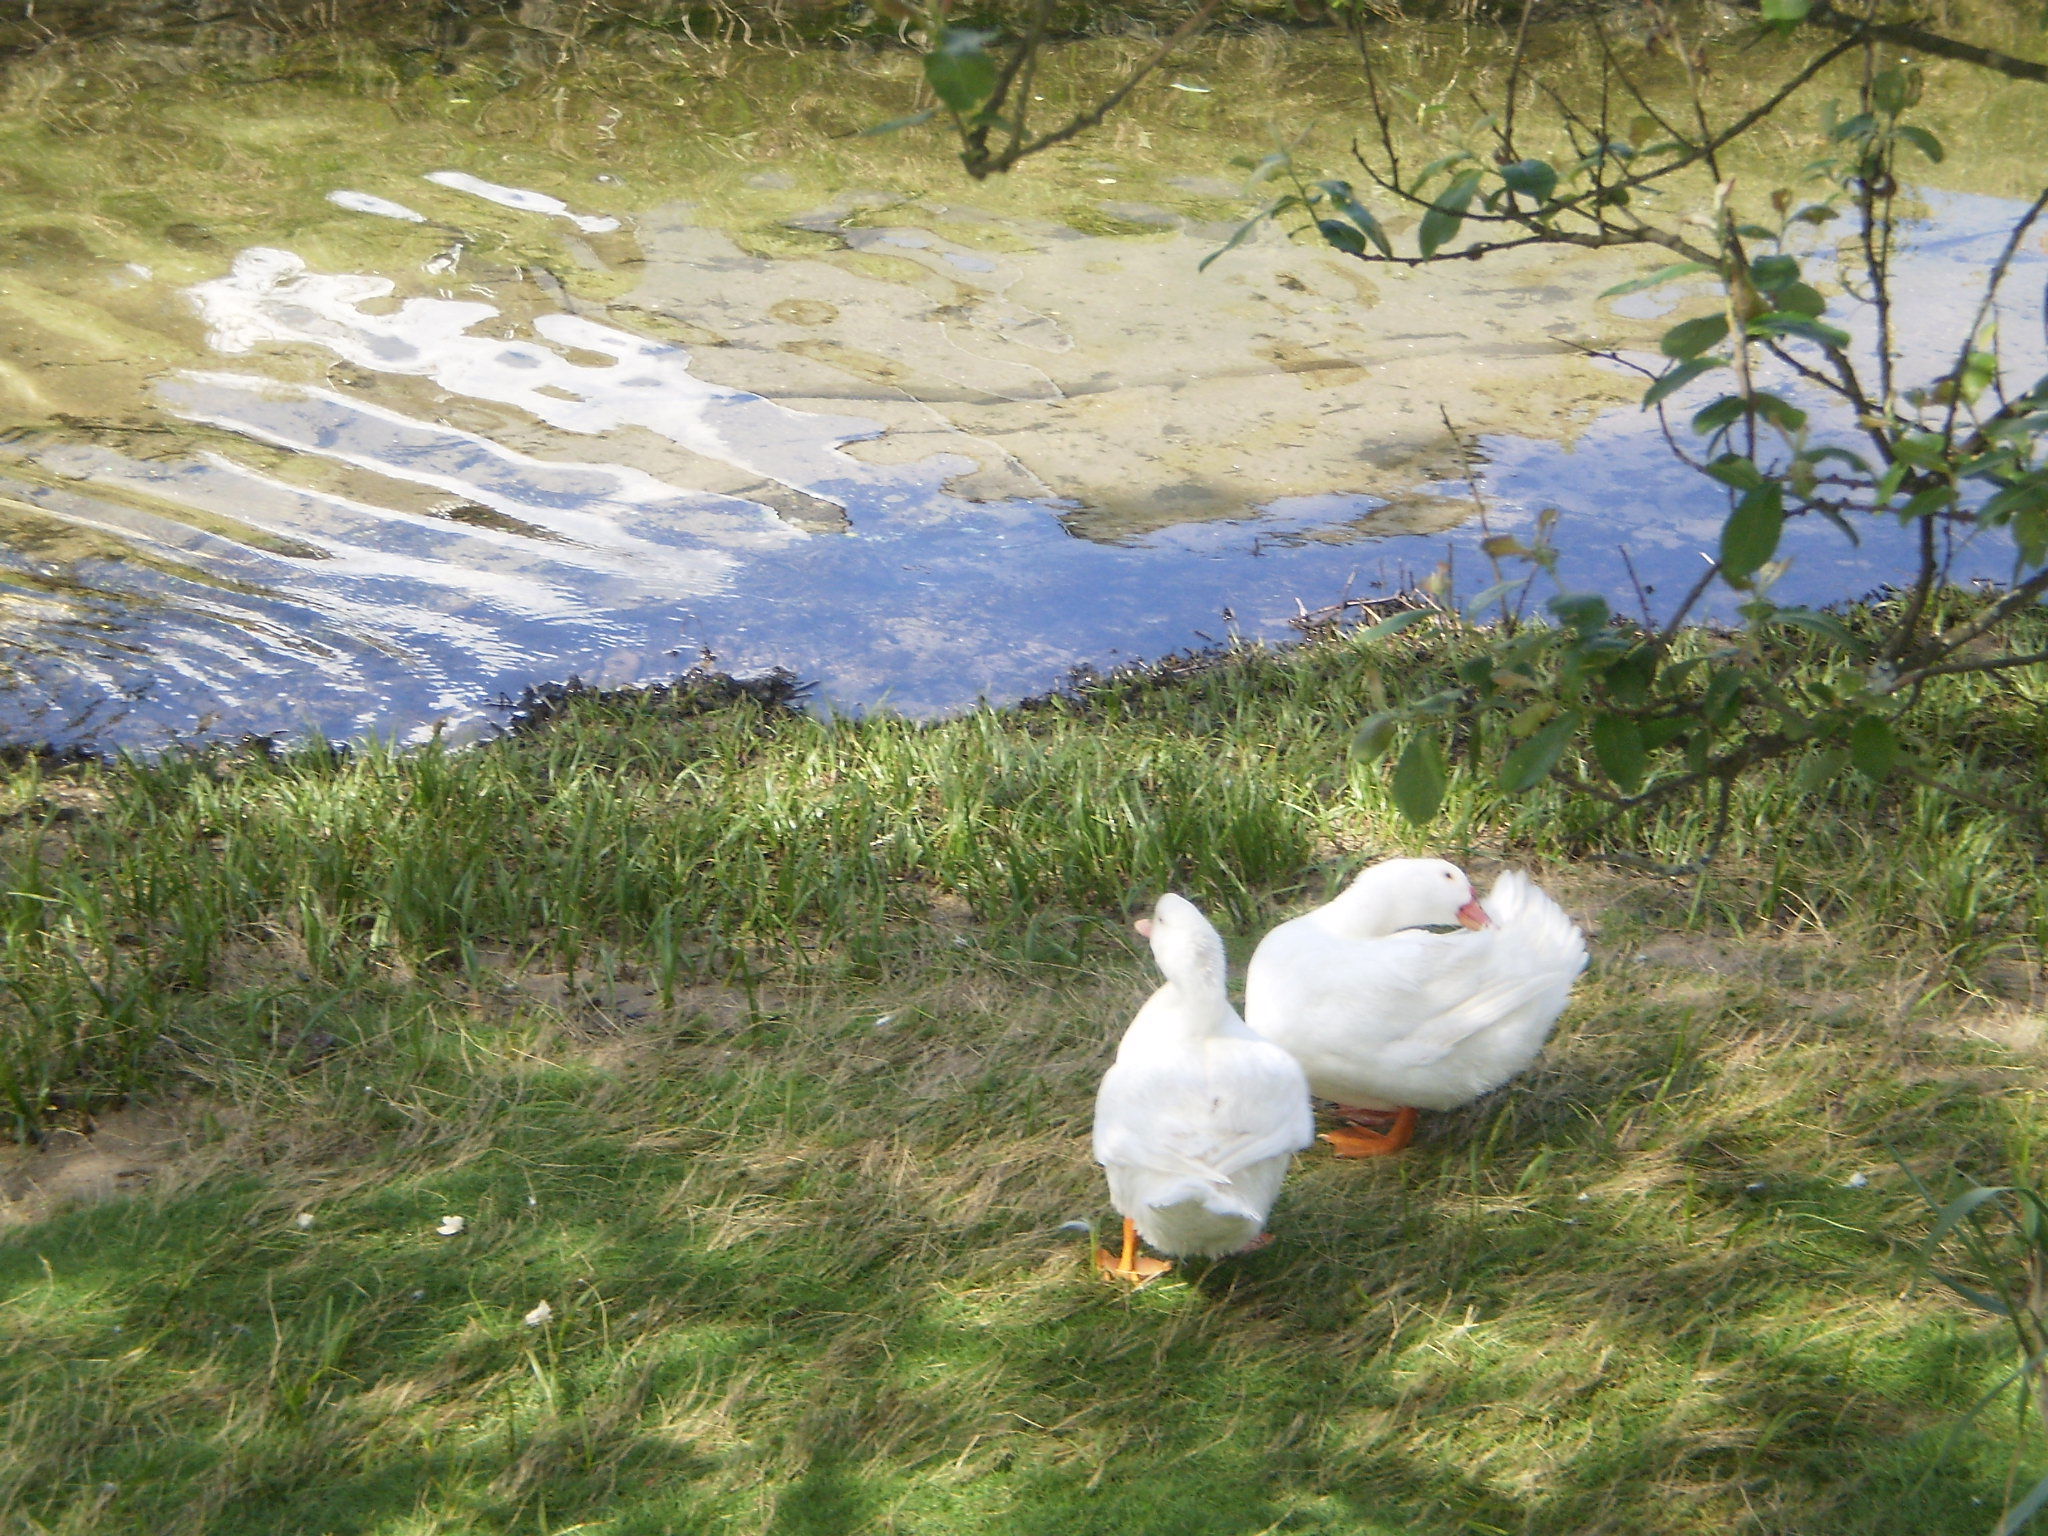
<box><xmin>0</xmin><ymin>1104</ymin><xmax>191</xmax><ymax>1227</ymax></box>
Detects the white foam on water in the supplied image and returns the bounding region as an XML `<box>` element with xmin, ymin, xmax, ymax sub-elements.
<box><xmin>326</xmin><ymin>190</ymin><xmax>429</xmax><ymax>223</ymax></box>
<box><xmin>422</xmin><ymin>170</ymin><xmax>621</xmax><ymax>234</ymax></box>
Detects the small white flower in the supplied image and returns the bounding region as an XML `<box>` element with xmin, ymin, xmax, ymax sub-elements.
<box><xmin>526</xmin><ymin>1195</ymin><xmax>538</xmax><ymax>1207</ymax></box>
<box><xmin>1576</xmin><ymin>1192</ymin><xmax>1591</xmax><ymax>1203</ymax></box>
<box><xmin>523</xmin><ymin>1300</ymin><xmax>553</xmax><ymax>1327</ymax></box>
<box><xmin>1844</xmin><ymin>1172</ymin><xmax>1871</xmax><ymax>1189</ymax></box>
<box><xmin>872</xmin><ymin>1013</ymin><xmax>897</xmax><ymax>1030</ymax></box>
<box><xmin>294</xmin><ymin>1212</ymin><xmax>315</xmax><ymax>1230</ymax></box>
<box><xmin>437</xmin><ymin>1215</ymin><xmax>466</xmax><ymax>1235</ymax></box>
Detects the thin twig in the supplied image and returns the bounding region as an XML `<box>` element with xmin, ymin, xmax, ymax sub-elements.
<box><xmin>963</xmin><ymin>0</ymin><xmax>1222</xmax><ymax>179</ymax></box>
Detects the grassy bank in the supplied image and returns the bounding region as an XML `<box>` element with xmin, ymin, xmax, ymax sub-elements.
<box><xmin>2</xmin><ymin>609</ymin><xmax>2046</xmax><ymax>1533</ymax></box>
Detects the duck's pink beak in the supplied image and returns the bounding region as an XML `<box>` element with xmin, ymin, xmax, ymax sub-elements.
<box><xmin>1455</xmin><ymin>898</ymin><xmax>1490</xmax><ymax>931</ymax></box>
<box><xmin>1133</xmin><ymin>917</ymin><xmax>1154</xmax><ymax>937</ymax></box>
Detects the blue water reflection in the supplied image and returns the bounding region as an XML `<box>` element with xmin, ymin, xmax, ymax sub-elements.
<box><xmin>0</xmin><ymin>189</ymin><xmax>2034</xmax><ymax>752</ymax></box>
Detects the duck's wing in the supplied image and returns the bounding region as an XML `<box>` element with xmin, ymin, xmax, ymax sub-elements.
<box><xmin>1093</xmin><ymin>1038</ymin><xmax>1313</xmax><ymax>1180</ymax></box>
<box><xmin>1247</xmin><ymin>921</ymin><xmax>1474</xmax><ymax>1048</ymax></box>
<box><xmin>1248</xmin><ymin>873</ymin><xmax>1586</xmax><ymax>1062</ymax></box>
<box><xmin>1368</xmin><ymin>872</ymin><xmax>1587</xmax><ymax>1068</ymax></box>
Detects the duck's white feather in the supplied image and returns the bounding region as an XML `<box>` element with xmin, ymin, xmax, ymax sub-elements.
<box><xmin>1094</xmin><ymin>895</ymin><xmax>1313</xmax><ymax>1258</ymax></box>
<box><xmin>1245</xmin><ymin>867</ymin><xmax>1586</xmax><ymax>1112</ymax></box>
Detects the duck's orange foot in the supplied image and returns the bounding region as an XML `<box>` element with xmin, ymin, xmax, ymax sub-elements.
<box><xmin>1095</xmin><ymin>1215</ymin><xmax>1172</xmax><ymax>1284</ymax></box>
<box><xmin>1095</xmin><ymin>1248</ymin><xmax>1173</xmax><ymax>1284</ymax></box>
<box><xmin>1320</xmin><ymin>1105</ymin><xmax>1419</xmax><ymax>1158</ymax></box>
<box><xmin>1233</xmin><ymin>1231</ymin><xmax>1275</xmax><ymax>1255</ymax></box>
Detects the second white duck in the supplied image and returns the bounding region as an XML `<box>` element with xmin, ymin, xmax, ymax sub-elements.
<box><xmin>1093</xmin><ymin>892</ymin><xmax>1314</xmax><ymax>1282</ymax></box>
<box><xmin>1244</xmin><ymin>857</ymin><xmax>1586</xmax><ymax>1157</ymax></box>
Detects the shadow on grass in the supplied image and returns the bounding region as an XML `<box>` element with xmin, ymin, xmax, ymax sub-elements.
<box><xmin>0</xmin><ymin>959</ymin><xmax>2038</xmax><ymax>1536</ymax></box>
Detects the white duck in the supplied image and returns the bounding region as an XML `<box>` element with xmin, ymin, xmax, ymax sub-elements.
<box><xmin>1244</xmin><ymin>857</ymin><xmax>1586</xmax><ymax>1157</ymax></box>
<box><xmin>1092</xmin><ymin>893</ymin><xmax>1314</xmax><ymax>1283</ymax></box>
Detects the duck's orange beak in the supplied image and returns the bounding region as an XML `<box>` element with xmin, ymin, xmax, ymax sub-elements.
<box><xmin>1133</xmin><ymin>917</ymin><xmax>1154</xmax><ymax>937</ymax></box>
<box><xmin>1456</xmin><ymin>898</ymin><xmax>1490</xmax><ymax>930</ymax></box>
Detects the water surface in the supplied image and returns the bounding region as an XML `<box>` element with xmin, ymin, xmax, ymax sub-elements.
<box><xmin>0</xmin><ymin>27</ymin><xmax>2037</xmax><ymax>749</ymax></box>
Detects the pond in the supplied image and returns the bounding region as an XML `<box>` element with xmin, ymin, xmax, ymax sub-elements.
<box><xmin>0</xmin><ymin>18</ymin><xmax>2039</xmax><ymax>751</ymax></box>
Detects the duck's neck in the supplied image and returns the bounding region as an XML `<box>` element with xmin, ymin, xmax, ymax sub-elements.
<box><xmin>1319</xmin><ymin>878</ymin><xmax>1415</xmax><ymax>940</ymax></box>
<box><xmin>1132</xmin><ymin>975</ymin><xmax>1242</xmax><ymax>1044</ymax></box>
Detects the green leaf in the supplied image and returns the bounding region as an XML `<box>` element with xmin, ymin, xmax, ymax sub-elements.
<box><xmin>1898</xmin><ymin>484</ymin><xmax>1955</xmax><ymax>521</ymax></box>
<box><xmin>1772</xmin><ymin>607</ymin><xmax>1872</xmax><ymax>657</ymax></box>
<box><xmin>1720</xmin><ymin>482</ymin><xmax>1785</xmax><ymax>588</ymax></box>
<box><xmin>1590</xmin><ymin>713</ymin><xmax>1648</xmax><ymax>794</ymax></box>
<box><xmin>1661</xmin><ymin>313</ymin><xmax>1730</xmax><ymax>359</ymax></box>
<box><xmin>1390</xmin><ymin>732</ymin><xmax>1448</xmax><ymax>824</ymax></box>
<box><xmin>1751</xmin><ymin>392</ymin><xmax>1808</xmax><ymax>433</ymax></box>
<box><xmin>1418</xmin><ymin>169</ymin><xmax>1484</xmax><ymax>259</ymax></box>
<box><xmin>1643</xmin><ymin>357</ymin><xmax>1725</xmax><ymax>408</ymax></box>
<box><xmin>1353</xmin><ymin>607</ymin><xmax>1436</xmax><ymax>642</ymax></box>
<box><xmin>1313</xmin><ymin>180</ymin><xmax>1392</xmax><ymax>257</ymax></box>
<box><xmin>1760</xmin><ymin>0</ymin><xmax>1811</xmax><ymax>20</ymax></box>
<box><xmin>1642</xmin><ymin>716</ymin><xmax>1690</xmax><ymax>751</ymax></box>
<box><xmin>1501</xmin><ymin>712</ymin><xmax>1577</xmax><ymax>794</ymax></box>
<box><xmin>1747</xmin><ymin>312</ymin><xmax>1852</xmax><ymax>349</ymax></box>
<box><xmin>1704</xmin><ymin>453</ymin><xmax>1766</xmax><ymax>491</ymax></box>
<box><xmin>1498</xmin><ymin>159</ymin><xmax>1559</xmax><ymax>204</ymax></box>
<box><xmin>1704</xmin><ymin>666</ymin><xmax>1746</xmax><ymax>725</ymax></box>
<box><xmin>1600</xmin><ymin>260</ymin><xmax>1716</xmax><ymax>298</ymax></box>
<box><xmin>1776</xmin><ymin>281</ymin><xmax>1827</xmax><ymax>318</ymax></box>
<box><xmin>858</xmin><ymin>108</ymin><xmax>939</xmax><ymax>137</ymax></box>
<box><xmin>1547</xmin><ymin>592</ymin><xmax>1610</xmax><ymax>634</ymax></box>
<box><xmin>1317</xmin><ymin>218</ymin><xmax>1366</xmax><ymax>257</ymax></box>
<box><xmin>1692</xmin><ymin>395</ymin><xmax>1748</xmax><ymax>435</ymax></box>
<box><xmin>1603</xmin><ymin>646</ymin><xmax>1658</xmax><ymax>705</ymax></box>
<box><xmin>1353</xmin><ymin>712</ymin><xmax>1399</xmax><ymax>762</ymax></box>
<box><xmin>923</xmin><ymin>28</ymin><xmax>999</xmax><ymax>116</ymax></box>
<box><xmin>1848</xmin><ymin>715</ymin><xmax>1898</xmax><ymax>780</ymax></box>
<box><xmin>1749</xmin><ymin>253</ymin><xmax>1800</xmax><ymax>293</ymax></box>
<box><xmin>1872</xmin><ymin>64</ymin><xmax>1921</xmax><ymax>115</ymax></box>
<box><xmin>1464</xmin><ymin>576</ymin><xmax>1530</xmax><ymax>614</ymax></box>
<box><xmin>1412</xmin><ymin>150</ymin><xmax>1476</xmax><ymax>189</ymax></box>
<box><xmin>2018</xmin><ymin>505</ymin><xmax>2048</xmax><ymax>568</ymax></box>
<box><xmin>1958</xmin><ymin>349</ymin><xmax>1999</xmax><ymax>404</ymax></box>
<box><xmin>1794</xmin><ymin>746</ymin><xmax>1849</xmax><ymax>794</ymax></box>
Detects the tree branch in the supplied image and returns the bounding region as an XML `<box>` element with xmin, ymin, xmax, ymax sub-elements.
<box><xmin>1738</xmin><ymin>0</ymin><xmax>2048</xmax><ymax>87</ymax></box>
<box><xmin>961</xmin><ymin>0</ymin><xmax>1222</xmax><ymax>179</ymax></box>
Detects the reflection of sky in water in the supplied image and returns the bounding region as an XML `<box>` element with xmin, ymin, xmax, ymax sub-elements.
<box><xmin>1448</xmin><ymin>189</ymin><xmax>2044</xmax><ymax>621</ymax></box>
<box><xmin>0</xmin><ymin>188</ymin><xmax>2035</xmax><ymax>752</ymax></box>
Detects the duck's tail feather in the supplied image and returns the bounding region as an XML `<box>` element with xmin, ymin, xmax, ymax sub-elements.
<box><xmin>1144</xmin><ymin>1178</ymin><xmax>1261</xmax><ymax>1224</ymax></box>
<box><xmin>1484</xmin><ymin>870</ymin><xmax>1589</xmax><ymax>975</ymax></box>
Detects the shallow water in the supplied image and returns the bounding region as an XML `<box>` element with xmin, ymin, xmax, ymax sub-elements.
<box><xmin>0</xmin><ymin>27</ymin><xmax>2038</xmax><ymax>750</ymax></box>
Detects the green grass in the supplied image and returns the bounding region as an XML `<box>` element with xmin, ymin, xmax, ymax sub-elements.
<box><xmin>2</xmin><ymin>611</ymin><xmax>2047</xmax><ymax>1533</ymax></box>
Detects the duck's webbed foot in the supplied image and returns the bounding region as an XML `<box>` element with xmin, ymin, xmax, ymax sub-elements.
<box><xmin>1095</xmin><ymin>1216</ymin><xmax>1172</xmax><ymax>1284</ymax></box>
<box><xmin>1320</xmin><ymin>1105</ymin><xmax>1419</xmax><ymax>1157</ymax></box>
